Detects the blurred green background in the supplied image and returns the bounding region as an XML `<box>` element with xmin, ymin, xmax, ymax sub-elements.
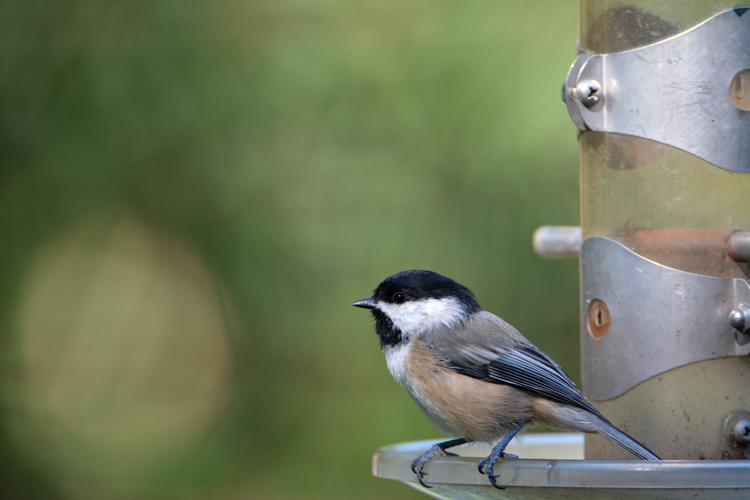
<box><xmin>0</xmin><ymin>1</ymin><xmax>579</xmax><ymax>498</ymax></box>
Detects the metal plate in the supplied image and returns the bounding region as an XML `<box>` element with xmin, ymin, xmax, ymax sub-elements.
<box><xmin>564</xmin><ymin>7</ymin><xmax>750</xmax><ymax>173</ymax></box>
<box><xmin>580</xmin><ymin>237</ymin><xmax>750</xmax><ymax>401</ymax></box>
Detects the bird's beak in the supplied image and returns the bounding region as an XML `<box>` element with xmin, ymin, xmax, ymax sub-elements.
<box><xmin>352</xmin><ymin>297</ymin><xmax>376</xmax><ymax>309</ymax></box>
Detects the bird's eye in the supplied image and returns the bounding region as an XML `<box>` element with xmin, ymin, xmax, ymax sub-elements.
<box><xmin>393</xmin><ymin>293</ymin><xmax>406</xmax><ymax>304</ymax></box>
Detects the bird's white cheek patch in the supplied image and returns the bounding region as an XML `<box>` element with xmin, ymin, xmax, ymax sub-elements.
<box><xmin>378</xmin><ymin>297</ymin><xmax>465</xmax><ymax>335</ymax></box>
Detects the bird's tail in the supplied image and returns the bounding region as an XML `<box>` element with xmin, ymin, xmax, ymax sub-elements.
<box><xmin>590</xmin><ymin>416</ymin><xmax>660</xmax><ymax>460</ymax></box>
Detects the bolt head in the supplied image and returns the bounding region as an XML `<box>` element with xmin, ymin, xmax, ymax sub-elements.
<box><xmin>730</xmin><ymin>309</ymin><xmax>747</xmax><ymax>330</ymax></box>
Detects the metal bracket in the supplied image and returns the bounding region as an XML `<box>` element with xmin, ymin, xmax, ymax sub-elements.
<box><xmin>580</xmin><ymin>237</ymin><xmax>750</xmax><ymax>401</ymax></box>
<box><xmin>564</xmin><ymin>7</ymin><xmax>750</xmax><ymax>173</ymax></box>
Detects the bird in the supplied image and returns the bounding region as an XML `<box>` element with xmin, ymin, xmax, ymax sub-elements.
<box><xmin>352</xmin><ymin>270</ymin><xmax>660</xmax><ymax>489</ymax></box>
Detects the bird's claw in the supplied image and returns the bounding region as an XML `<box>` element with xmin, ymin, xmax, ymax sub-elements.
<box><xmin>410</xmin><ymin>443</ymin><xmax>455</xmax><ymax>488</ymax></box>
<box><xmin>485</xmin><ymin>462</ymin><xmax>505</xmax><ymax>489</ymax></box>
<box><xmin>410</xmin><ymin>454</ymin><xmax>432</xmax><ymax>488</ymax></box>
<box><xmin>478</xmin><ymin>450</ymin><xmax>518</xmax><ymax>489</ymax></box>
<box><xmin>487</xmin><ymin>473</ymin><xmax>504</xmax><ymax>489</ymax></box>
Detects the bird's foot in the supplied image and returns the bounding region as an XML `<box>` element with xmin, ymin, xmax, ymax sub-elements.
<box><xmin>410</xmin><ymin>444</ymin><xmax>457</xmax><ymax>488</ymax></box>
<box><xmin>478</xmin><ymin>449</ymin><xmax>518</xmax><ymax>489</ymax></box>
<box><xmin>476</xmin><ymin>421</ymin><xmax>527</xmax><ymax>488</ymax></box>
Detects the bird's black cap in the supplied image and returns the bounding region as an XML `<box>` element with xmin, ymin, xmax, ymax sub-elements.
<box><xmin>372</xmin><ymin>270</ymin><xmax>481</xmax><ymax>310</ymax></box>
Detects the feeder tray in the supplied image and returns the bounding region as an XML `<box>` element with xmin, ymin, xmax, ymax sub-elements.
<box><xmin>373</xmin><ymin>434</ymin><xmax>750</xmax><ymax>500</ymax></box>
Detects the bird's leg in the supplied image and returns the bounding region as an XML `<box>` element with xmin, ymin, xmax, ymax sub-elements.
<box><xmin>478</xmin><ymin>421</ymin><xmax>528</xmax><ymax>489</ymax></box>
<box><xmin>410</xmin><ymin>438</ymin><xmax>469</xmax><ymax>488</ymax></box>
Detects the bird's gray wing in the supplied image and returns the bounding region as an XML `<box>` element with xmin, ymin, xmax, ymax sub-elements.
<box><xmin>428</xmin><ymin>311</ymin><xmax>602</xmax><ymax>417</ymax></box>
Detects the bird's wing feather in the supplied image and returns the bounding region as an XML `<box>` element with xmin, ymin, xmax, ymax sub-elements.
<box><xmin>427</xmin><ymin>311</ymin><xmax>602</xmax><ymax>417</ymax></box>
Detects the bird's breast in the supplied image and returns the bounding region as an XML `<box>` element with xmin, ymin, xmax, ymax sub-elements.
<box><xmin>384</xmin><ymin>342</ymin><xmax>411</xmax><ymax>387</ymax></box>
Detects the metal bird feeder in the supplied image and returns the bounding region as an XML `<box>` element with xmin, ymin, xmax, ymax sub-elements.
<box><xmin>373</xmin><ymin>1</ymin><xmax>750</xmax><ymax>497</ymax></box>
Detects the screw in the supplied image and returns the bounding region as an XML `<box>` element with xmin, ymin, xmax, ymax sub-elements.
<box><xmin>574</xmin><ymin>80</ymin><xmax>602</xmax><ymax>107</ymax></box>
<box><xmin>730</xmin><ymin>306</ymin><xmax>750</xmax><ymax>346</ymax></box>
<box><xmin>730</xmin><ymin>308</ymin><xmax>747</xmax><ymax>332</ymax></box>
<box><xmin>734</xmin><ymin>419</ymin><xmax>750</xmax><ymax>444</ymax></box>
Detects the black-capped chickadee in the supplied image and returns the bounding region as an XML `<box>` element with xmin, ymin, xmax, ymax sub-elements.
<box><xmin>353</xmin><ymin>270</ymin><xmax>660</xmax><ymax>489</ymax></box>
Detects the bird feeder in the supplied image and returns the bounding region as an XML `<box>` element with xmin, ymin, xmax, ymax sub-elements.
<box><xmin>373</xmin><ymin>2</ymin><xmax>750</xmax><ymax>498</ymax></box>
